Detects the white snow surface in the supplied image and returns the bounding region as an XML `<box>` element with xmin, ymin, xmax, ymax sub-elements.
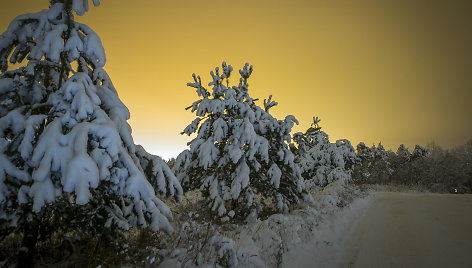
<box><xmin>157</xmin><ymin>190</ymin><xmax>472</xmax><ymax>268</ymax></box>
<box><xmin>282</xmin><ymin>190</ymin><xmax>374</xmax><ymax>268</ymax></box>
<box><xmin>155</xmin><ymin>183</ymin><xmax>372</xmax><ymax>267</ymax></box>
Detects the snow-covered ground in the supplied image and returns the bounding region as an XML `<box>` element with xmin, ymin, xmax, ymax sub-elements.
<box><xmin>282</xmin><ymin>190</ymin><xmax>374</xmax><ymax>267</ymax></box>
<box><xmin>157</xmin><ymin>183</ymin><xmax>373</xmax><ymax>267</ymax></box>
<box><xmin>285</xmin><ymin>192</ymin><xmax>472</xmax><ymax>268</ymax></box>
<box><xmin>344</xmin><ymin>192</ymin><xmax>472</xmax><ymax>268</ymax></box>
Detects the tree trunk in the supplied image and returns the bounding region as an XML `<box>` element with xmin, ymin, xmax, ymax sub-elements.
<box><xmin>17</xmin><ymin>219</ymin><xmax>39</xmax><ymax>268</ymax></box>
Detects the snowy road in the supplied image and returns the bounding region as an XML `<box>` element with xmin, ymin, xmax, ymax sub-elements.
<box><xmin>284</xmin><ymin>192</ymin><xmax>472</xmax><ymax>268</ymax></box>
<box><xmin>342</xmin><ymin>192</ymin><xmax>472</xmax><ymax>268</ymax></box>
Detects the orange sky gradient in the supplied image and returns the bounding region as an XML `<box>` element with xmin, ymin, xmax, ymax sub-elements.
<box><xmin>1</xmin><ymin>0</ymin><xmax>471</xmax><ymax>159</ymax></box>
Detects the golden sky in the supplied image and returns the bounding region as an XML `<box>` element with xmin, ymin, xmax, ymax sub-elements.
<box><xmin>1</xmin><ymin>0</ymin><xmax>471</xmax><ymax>158</ymax></box>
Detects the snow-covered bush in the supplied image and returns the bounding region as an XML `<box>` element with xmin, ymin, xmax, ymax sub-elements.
<box><xmin>173</xmin><ymin>62</ymin><xmax>311</xmax><ymax>221</ymax></box>
<box><xmin>292</xmin><ymin>117</ymin><xmax>356</xmax><ymax>189</ymax></box>
<box><xmin>0</xmin><ymin>1</ymin><xmax>181</xmax><ymax>264</ymax></box>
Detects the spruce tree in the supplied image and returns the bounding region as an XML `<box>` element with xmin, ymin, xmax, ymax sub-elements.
<box><xmin>391</xmin><ymin>144</ymin><xmax>411</xmax><ymax>184</ymax></box>
<box><xmin>0</xmin><ymin>1</ymin><xmax>181</xmax><ymax>264</ymax></box>
<box><xmin>352</xmin><ymin>142</ymin><xmax>393</xmax><ymax>184</ymax></box>
<box><xmin>352</xmin><ymin>142</ymin><xmax>374</xmax><ymax>183</ymax></box>
<box><xmin>293</xmin><ymin>117</ymin><xmax>356</xmax><ymax>188</ymax></box>
<box><xmin>407</xmin><ymin>144</ymin><xmax>429</xmax><ymax>185</ymax></box>
<box><xmin>396</xmin><ymin>144</ymin><xmax>411</xmax><ymax>162</ymax></box>
<box><xmin>411</xmin><ymin>144</ymin><xmax>428</xmax><ymax>161</ymax></box>
<box><xmin>173</xmin><ymin>62</ymin><xmax>311</xmax><ymax>221</ymax></box>
<box><xmin>371</xmin><ymin>143</ymin><xmax>394</xmax><ymax>183</ymax></box>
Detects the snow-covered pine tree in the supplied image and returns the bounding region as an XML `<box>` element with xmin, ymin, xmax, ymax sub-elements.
<box><xmin>0</xmin><ymin>0</ymin><xmax>181</xmax><ymax>263</ymax></box>
<box><xmin>292</xmin><ymin>117</ymin><xmax>356</xmax><ymax>189</ymax></box>
<box><xmin>396</xmin><ymin>144</ymin><xmax>411</xmax><ymax>162</ymax></box>
<box><xmin>370</xmin><ymin>143</ymin><xmax>394</xmax><ymax>183</ymax></box>
<box><xmin>390</xmin><ymin>144</ymin><xmax>411</xmax><ymax>184</ymax></box>
<box><xmin>411</xmin><ymin>144</ymin><xmax>428</xmax><ymax>161</ymax></box>
<box><xmin>173</xmin><ymin>62</ymin><xmax>311</xmax><ymax>221</ymax></box>
<box><xmin>352</xmin><ymin>142</ymin><xmax>393</xmax><ymax>184</ymax></box>
<box><xmin>351</xmin><ymin>142</ymin><xmax>374</xmax><ymax>183</ymax></box>
<box><xmin>291</xmin><ymin>116</ymin><xmax>324</xmax><ymax>159</ymax></box>
<box><xmin>405</xmin><ymin>144</ymin><xmax>429</xmax><ymax>185</ymax></box>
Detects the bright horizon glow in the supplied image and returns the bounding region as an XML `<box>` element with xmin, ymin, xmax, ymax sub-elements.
<box><xmin>1</xmin><ymin>0</ymin><xmax>471</xmax><ymax>159</ymax></box>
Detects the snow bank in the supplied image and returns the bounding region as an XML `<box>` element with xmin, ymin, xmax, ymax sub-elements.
<box><xmin>150</xmin><ymin>184</ymin><xmax>372</xmax><ymax>267</ymax></box>
<box><xmin>282</xmin><ymin>191</ymin><xmax>375</xmax><ymax>267</ymax></box>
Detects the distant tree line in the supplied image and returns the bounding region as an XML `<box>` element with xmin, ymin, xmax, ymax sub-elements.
<box><xmin>351</xmin><ymin>141</ymin><xmax>472</xmax><ymax>193</ymax></box>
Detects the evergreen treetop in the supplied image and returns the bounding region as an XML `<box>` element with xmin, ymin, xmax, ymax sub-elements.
<box><xmin>0</xmin><ymin>0</ymin><xmax>181</xmax><ymax>247</ymax></box>
<box><xmin>173</xmin><ymin>62</ymin><xmax>312</xmax><ymax>221</ymax></box>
